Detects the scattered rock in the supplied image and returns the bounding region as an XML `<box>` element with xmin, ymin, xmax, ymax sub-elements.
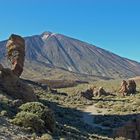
<box><xmin>0</xmin><ymin>116</ymin><xmax>31</xmax><ymax>140</ymax></box>
<box><xmin>114</xmin><ymin>117</ymin><xmax>140</xmax><ymax>140</ymax></box>
<box><xmin>81</xmin><ymin>86</ymin><xmax>109</xmax><ymax>100</ymax></box>
<box><xmin>11</xmin><ymin>99</ymin><xmax>23</xmax><ymax>108</ymax></box>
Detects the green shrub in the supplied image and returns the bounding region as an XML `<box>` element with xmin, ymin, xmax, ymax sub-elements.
<box><xmin>95</xmin><ymin>102</ymin><xmax>104</xmax><ymax>108</ymax></box>
<box><xmin>133</xmin><ymin>99</ymin><xmax>140</xmax><ymax>106</ymax></box>
<box><xmin>0</xmin><ymin>110</ymin><xmax>8</xmax><ymax>116</ymax></box>
<box><xmin>11</xmin><ymin>111</ymin><xmax>45</xmax><ymax>133</ymax></box>
<box><xmin>19</xmin><ymin>102</ymin><xmax>47</xmax><ymax>117</ymax></box>
<box><xmin>39</xmin><ymin>133</ymin><xmax>53</xmax><ymax>140</ymax></box>
<box><xmin>112</xmin><ymin>105</ymin><xmax>125</xmax><ymax>112</ymax></box>
<box><xmin>19</xmin><ymin>102</ymin><xmax>56</xmax><ymax>133</ymax></box>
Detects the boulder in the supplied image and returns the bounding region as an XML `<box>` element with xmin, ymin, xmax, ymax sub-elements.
<box><xmin>81</xmin><ymin>89</ymin><xmax>93</xmax><ymax>100</ymax></box>
<box><xmin>127</xmin><ymin>80</ymin><xmax>136</xmax><ymax>94</ymax></box>
<box><xmin>81</xmin><ymin>86</ymin><xmax>109</xmax><ymax>99</ymax></box>
<box><xmin>118</xmin><ymin>80</ymin><xmax>137</xmax><ymax>96</ymax></box>
<box><xmin>0</xmin><ymin>65</ymin><xmax>37</xmax><ymax>102</ymax></box>
<box><xmin>98</xmin><ymin>87</ymin><xmax>108</xmax><ymax>96</ymax></box>
<box><xmin>119</xmin><ymin>80</ymin><xmax>128</xmax><ymax>96</ymax></box>
<box><xmin>93</xmin><ymin>87</ymin><xmax>108</xmax><ymax>97</ymax></box>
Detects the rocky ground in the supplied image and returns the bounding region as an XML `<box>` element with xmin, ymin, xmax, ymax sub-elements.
<box><xmin>0</xmin><ymin>79</ymin><xmax>140</xmax><ymax>140</ymax></box>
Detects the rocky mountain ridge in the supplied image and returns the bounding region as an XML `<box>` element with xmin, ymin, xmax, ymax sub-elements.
<box><xmin>0</xmin><ymin>31</ymin><xmax>140</xmax><ymax>80</ymax></box>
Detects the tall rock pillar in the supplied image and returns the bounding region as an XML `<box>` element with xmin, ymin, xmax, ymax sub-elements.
<box><xmin>6</xmin><ymin>34</ymin><xmax>25</xmax><ymax>77</ymax></box>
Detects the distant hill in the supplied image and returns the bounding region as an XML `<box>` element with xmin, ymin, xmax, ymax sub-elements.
<box><xmin>0</xmin><ymin>31</ymin><xmax>140</xmax><ymax>80</ymax></box>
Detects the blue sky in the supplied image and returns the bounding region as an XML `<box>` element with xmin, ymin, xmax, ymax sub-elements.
<box><xmin>0</xmin><ymin>0</ymin><xmax>140</xmax><ymax>62</ymax></box>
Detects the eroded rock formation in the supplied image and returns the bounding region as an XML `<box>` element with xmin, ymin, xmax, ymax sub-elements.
<box><xmin>81</xmin><ymin>88</ymin><xmax>93</xmax><ymax>100</ymax></box>
<box><xmin>119</xmin><ymin>80</ymin><xmax>128</xmax><ymax>96</ymax></box>
<box><xmin>128</xmin><ymin>80</ymin><xmax>136</xmax><ymax>94</ymax></box>
<box><xmin>81</xmin><ymin>86</ymin><xmax>109</xmax><ymax>99</ymax></box>
<box><xmin>0</xmin><ymin>34</ymin><xmax>37</xmax><ymax>102</ymax></box>
<box><xmin>6</xmin><ymin>34</ymin><xmax>25</xmax><ymax>77</ymax></box>
<box><xmin>92</xmin><ymin>86</ymin><xmax>109</xmax><ymax>97</ymax></box>
<box><xmin>119</xmin><ymin>80</ymin><xmax>137</xmax><ymax>96</ymax></box>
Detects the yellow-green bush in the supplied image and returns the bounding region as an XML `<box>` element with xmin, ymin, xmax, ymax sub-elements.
<box><xmin>39</xmin><ymin>133</ymin><xmax>53</xmax><ymax>140</ymax></box>
<box><xmin>19</xmin><ymin>102</ymin><xmax>56</xmax><ymax>133</ymax></box>
<box><xmin>19</xmin><ymin>102</ymin><xmax>47</xmax><ymax>118</ymax></box>
<box><xmin>11</xmin><ymin>111</ymin><xmax>45</xmax><ymax>133</ymax></box>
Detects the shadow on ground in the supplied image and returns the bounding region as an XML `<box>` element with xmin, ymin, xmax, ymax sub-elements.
<box><xmin>39</xmin><ymin>97</ymin><xmax>140</xmax><ymax>140</ymax></box>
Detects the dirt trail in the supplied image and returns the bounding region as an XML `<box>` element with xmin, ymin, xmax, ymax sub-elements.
<box><xmin>82</xmin><ymin>104</ymin><xmax>109</xmax><ymax>129</ymax></box>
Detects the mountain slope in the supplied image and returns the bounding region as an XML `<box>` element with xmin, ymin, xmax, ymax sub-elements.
<box><xmin>0</xmin><ymin>31</ymin><xmax>140</xmax><ymax>80</ymax></box>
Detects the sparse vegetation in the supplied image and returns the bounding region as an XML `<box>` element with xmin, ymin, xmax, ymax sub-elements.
<box><xmin>39</xmin><ymin>133</ymin><xmax>53</xmax><ymax>140</ymax></box>
<box><xmin>1</xmin><ymin>78</ymin><xmax>140</xmax><ymax>139</ymax></box>
<box><xmin>37</xmin><ymin>79</ymin><xmax>88</xmax><ymax>88</ymax></box>
<box><xmin>13</xmin><ymin>102</ymin><xmax>56</xmax><ymax>133</ymax></box>
<box><xmin>11</xmin><ymin>111</ymin><xmax>45</xmax><ymax>133</ymax></box>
